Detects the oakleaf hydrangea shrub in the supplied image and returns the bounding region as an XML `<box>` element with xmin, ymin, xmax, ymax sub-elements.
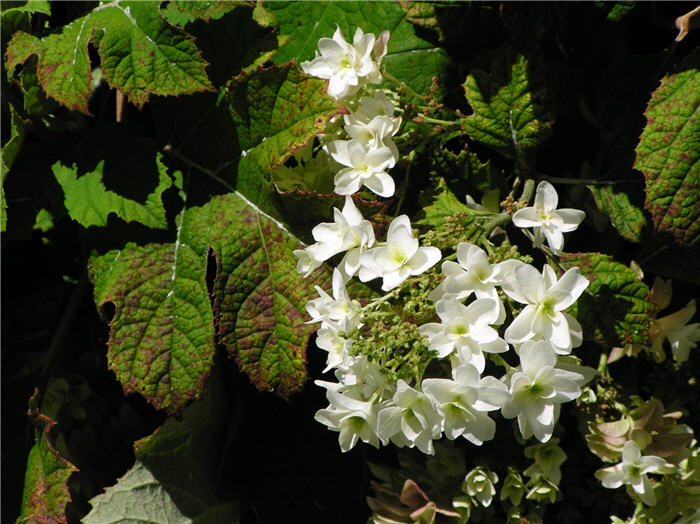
<box><xmin>295</xmin><ymin>26</ymin><xmax>700</xmax><ymax>524</ymax></box>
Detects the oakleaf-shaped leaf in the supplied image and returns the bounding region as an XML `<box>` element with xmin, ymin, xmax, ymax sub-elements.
<box><xmin>5</xmin><ymin>1</ymin><xmax>213</xmax><ymax>112</ymax></box>
<box><xmin>634</xmin><ymin>54</ymin><xmax>700</xmax><ymax>247</ymax></box>
<box><xmin>89</xmin><ymin>240</ymin><xmax>215</xmax><ymax>413</ymax></box>
<box><xmin>180</xmin><ymin>193</ymin><xmax>332</xmax><ymax>398</ymax></box>
<box><xmin>52</xmin><ymin>153</ymin><xmax>172</xmax><ymax>229</ymax></box>
<box><xmin>265</xmin><ymin>1</ymin><xmax>451</xmax><ymax>101</ymax></box>
<box><xmin>589</xmin><ymin>185</ymin><xmax>646</xmax><ymax>243</ymax></box>
<box><xmin>561</xmin><ymin>252</ymin><xmax>655</xmax><ymax>348</ymax></box>
<box><xmin>161</xmin><ymin>0</ymin><xmax>242</xmax><ymax>26</ymax></box>
<box><xmin>224</xmin><ymin>62</ymin><xmax>345</xmax><ymax>211</ymax></box>
<box><xmin>18</xmin><ymin>400</ymin><xmax>78</xmax><ymax>524</ymax></box>
<box><xmin>460</xmin><ymin>48</ymin><xmax>553</xmax><ymax>156</ymax></box>
<box><xmin>83</xmin><ymin>461</ymin><xmax>191</xmax><ymax>524</ymax></box>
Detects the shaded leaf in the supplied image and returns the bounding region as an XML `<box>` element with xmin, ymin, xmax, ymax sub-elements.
<box><xmin>399</xmin><ymin>1</ymin><xmax>442</xmax><ymax>39</ymax></box>
<box><xmin>561</xmin><ymin>252</ymin><xmax>655</xmax><ymax>348</ymax></box>
<box><xmin>634</xmin><ymin>53</ymin><xmax>700</xmax><ymax>247</ymax></box>
<box><xmin>18</xmin><ymin>395</ymin><xmax>78</xmax><ymax>524</ymax></box>
<box><xmin>83</xmin><ymin>461</ymin><xmax>191</xmax><ymax>524</ymax></box>
<box><xmin>5</xmin><ymin>1</ymin><xmax>213</xmax><ymax>113</ymax></box>
<box><xmin>89</xmin><ymin>240</ymin><xmax>215</xmax><ymax>414</ymax></box>
<box><xmin>1</xmin><ymin>104</ymin><xmax>30</xmax><ymax>232</ymax></box>
<box><xmin>52</xmin><ymin>153</ymin><xmax>173</xmax><ymax>229</ymax></box>
<box><xmin>460</xmin><ymin>48</ymin><xmax>553</xmax><ymax>156</ymax></box>
<box><xmin>180</xmin><ymin>193</ymin><xmax>332</xmax><ymax>398</ymax></box>
<box><xmin>132</xmin><ymin>367</ymin><xmax>239</xmax><ymax>520</ymax></box>
<box><xmin>224</xmin><ymin>62</ymin><xmax>344</xmax><ymax>212</ymax></box>
<box><xmin>265</xmin><ymin>1</ymin><xmax>451</xmax><ymax>101</ymax></box>
<box><xmin>589</xmin><ymin>185</ymin><xmax>646</xmax><ymax>243</ymax></box>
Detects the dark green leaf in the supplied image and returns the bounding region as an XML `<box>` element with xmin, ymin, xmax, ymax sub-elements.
<box><xmin>634</xmin><ymin>53</ymin><xmax>700</xmax><ymax>247</ymax></box>
<box><xmin>589</xmin><ymin>185</ymin><xmax>646</xmax><ymax>243</ymax></box>
<box><xmin>160</xmin><ymin>0</ymin><xmax>242</xmax><ymax>26</ymax></box>
<box><xmin>52</xmin><ymin>153</ymin><xmax>173</xmax><ymax>229</ymax></box>
<box><xmin>460</xmin><ymin>48</ymin><xmax>553</xmax><ymax>156</ymax></box>
<box><xmin>561</xmin><ymin>252</ymin><xmax>655</xmax><ymax>349</ymax></box>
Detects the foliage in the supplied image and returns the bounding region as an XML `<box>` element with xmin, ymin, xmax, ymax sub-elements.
<box><xmin>2</xmin><ymin>2</ymin><xmax>699</xmax><ymax>524</ymax></box>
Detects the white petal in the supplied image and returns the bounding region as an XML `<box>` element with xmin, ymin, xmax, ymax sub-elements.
<box><xmin>407</xmin><ymin>246</ymin><xmax>442</xmax><ymax>275</ymax></box>
<box><xmin>512</xmin><ymin>207</ymin><xmax>541</xmax><ymax>228</ymax></box>
<box><xmin>505</xmin><ymin>305</ymin><xmax>537</xmax><ymax>343</ymax></box>
<box><xmin>363</xmin><ymin>171</ymin><xmax>395</xmax><ymax>197</ymax></box>
<box><xmin>535</xmin><ymin>181</ymin><xmax>558</xmax><ymax>211</ymax></box>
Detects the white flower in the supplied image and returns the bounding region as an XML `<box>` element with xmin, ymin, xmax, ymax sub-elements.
<box><xmin>359</xmin><ymin>215</ymin><xmax>441</xmax><ymax>291</ymax></box>
<box><xmin>502</xmin><ymin>263</ymin><xmax>588</xmax><ymax>352</ymax></box>
<box><xmin>315</xmin><ymin>328</ymin><xmax>353</xmax><ymax>372</ymax></box>
<box><xmin>375</xmin><ymin>380</ymin><xmax>442</xmax><ymax>454</ymax></box>
<box><xmin>422</xmin><ymin>365</ymin><xmax>509</xmax><ymax>445</ymax></box>
<box><xmin>595</xmin><ymin>440</ymin><xmax>671</xmax><ymax>506</ymax></box>
<box><xmin>327</xmin><ymin>139</ymin><xmax>396</xmax><ymax>197</ymax></box>
<box><xmin>419</xmin><ymin>296</ymin><xmax>507</xmax><ymax>373</ymax></box>
<box><xmin>349</xmin><ymin>90</ymin><xmax>397</xmax><ymax>123</ymax></box>
<box><xmin>294</xmin><ymin>195</ymin><xmax>375</xmax><ymax>277</ymax></box>
<box><xmin>306</xmin><ymin>268</ymin><xmax>362</xmax><ymax>333</ymax></box>
<box><xmin>300</xmin><ymin>26</ymin><xmax>382</xmax><ymax>100</ymax></box>
<box><xmin>314</xmin><ymin>387</ymin><xmax>379</xmax><ymax>452</ymax></box>
<box><xmin>652</xmin><ymin>300</ymin><xmax>700</xmax><ymax>362</ymax></box>
<box><xmin>512</xmin><ymin>180</ymin><xmax>585</xmax><ymax>254</ymax></box>
<box><xmin>501</xmin><ymin>340</ymin><xmax>589</xmax><ymax>442</ymax></box>
<box><xmin>464</xmin><ymin>467</ymin><xmax>498</xmax><ymax>507</ymax></box>
<box><xmin>343</xmin><ymin>115</ymin><xmax>400</xmax><ymax>163</ymax></box>
<box><xmin>429</xmin><ymin>242</ymin><xmax>513</xmax><ymax>323</ymax></box>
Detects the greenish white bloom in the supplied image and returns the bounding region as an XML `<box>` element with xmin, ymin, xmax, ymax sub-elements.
<box><xmin>502</xmin><ymin>263</ymin><xmax>588</xmax><ymax>352</ymax></box>
<box><xmin>594</xmin><ymin>440</ymin><xmax>671</xmax><ymax>506</ymax></box>
<box><xmin>464</xmin><ymin>467</ymin><xmax>498</xmax><ymax>507</ymax></box>
<box><xmin>512</xmin><ymin>180</ymin><xmax>585</xmax><ymax>254</ymax></box>
<box><xmin>328</xmin><ymin>139</ymin><xmax>396</xmax><ymax>197</ymax></box>
<box><xmin>306</xmin><ymin>268</ymin><xmax>362</xmax><ymax>333</ymax></box>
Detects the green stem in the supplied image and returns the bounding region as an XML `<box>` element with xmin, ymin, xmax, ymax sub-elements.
<box><xmin>415</xmin><ymin>114</ymin><xmax>459</xmax><ymax>128</ymax></box>
<box><xmin>382</xmin><ymin>70</ymin><xmax>425</xmax><ymax>100</ymax></box>
<box><xmin>519</xmin><ymin>178</ymin><xmax>536</xmax><ymax>205</ymax></box>
<box><xmin>482</xmin><ymin>213</ymin><xmax>512</xmax><ymax>238</ymax></box>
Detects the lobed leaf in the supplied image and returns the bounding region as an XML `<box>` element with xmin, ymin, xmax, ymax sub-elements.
<box><xmin>180</xmin><ymin>193</ymin><xmax>332</xmax><ymax>398</ymax></box>
<box><xmin>5</xmin><ymin>1</ymin><xmax>214</xmax><ymax>112</ymax></box>
<box><xmin>224</xmin><ymin>62</ymin><xmax>345</xmax><ymax>211</ymax></box>
<box><xmin>589</xmin><ymin>185</ymin><xmax>646</xmax><ymax>243</ymax></box>
<box><xmin>634</xmin><ymin>54</ymin><xmax>700</xmax><ymax>247</ymax></box>
<box><xmin>18</xmin><ymin>399</ymin><xmax>78</xmax><ymax>524</ymax></box>
<box><xmin>52</xmin><ymin>153</ymin><xmax>173</xmax><ymax>229</ymax></box>
<box><xmin>460</xmin><ymin>48</ymin><xmax>553</xmax><ymax>156</ymax></box>
<box><xmin>89</xmin><ymin>240</ymin><xmax>215</xmax><ymax>414</ymax></box>
<box><xmin>561</xmin><ymin>252</ymin><xmax>655</xmax><ymax>349</ymax></box>
<box><xmin>160</xmin><ymin>0</ymin><xmax>243</xmax><ymax>26</ymax></box>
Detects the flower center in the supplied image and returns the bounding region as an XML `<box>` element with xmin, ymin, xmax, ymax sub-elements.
<box><xmin>526</xmin><ymin>382</ymin><xmax>543</xmax><ymax>396</ymax></box>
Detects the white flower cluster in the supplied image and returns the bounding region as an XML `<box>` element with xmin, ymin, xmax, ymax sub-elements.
<box><xmin>297</xmin><ymin>28</ymin><xmax>593</xmax><ymax>456</ymax></box>
<box><xmin>300</xmin><ymin>26</ymin><xmax>401</xmax><ymax>200</ymax></box>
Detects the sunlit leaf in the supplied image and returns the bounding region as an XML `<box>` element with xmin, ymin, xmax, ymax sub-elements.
<box><xmin>589</xmin><ymin>185</ymin><xmax>646</xmax><ymax>243</ymax></box>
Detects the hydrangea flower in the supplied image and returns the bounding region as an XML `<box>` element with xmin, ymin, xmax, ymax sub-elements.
<box><xmin>501</xmin><ymin>340</ymin><xmax>589</xmax><ymax>442</ymax></box>
<box><xmin>359</xmin><ymin>215</ymin><xmax>441</xmax><ymax>291</ymax></box>
<box><xmin>314</xmin><ymin>387</ymin><xmax>379</xmax><ymax>452</ymax></box>
<box><xmin>294</xmin><ymin>195</ymin><xmax>375</xmax><ymax>277</ymax></box>
<box><xmin>306</xmin><ymin>268</ymin><xmax>362</xmax><ymax>333</ymax></box>
<box><xmin>512</xmin><ymin>180</ymin><xmax>585</xmax><ymax>254</ymax></box>
<box><xmin>502</xmin><ymin>263</ymin><xmax>588</xmax><ymax>352</ymax></box>
<box><xmin>419</xmin><ymin>296</ymin><xmax>507</xmax><ymax>373</ymax></box>
<box><xmin>375</xmin><ymin>380</ymin><xmax>442</xmax><ymax>454</ymax></box>
<box><xmin>422</xmin><ymin>365</ymin><xmax>509</xmax><ymax>445</ymax></box>
<box><xmin>651</xmin><ymin>299</ymin><xmax>700</xmax><ymax>362</ymax></box>
<box><xmin>315</xmin><ymin>328</ymin><xmax>353</xmax><ymax>372</ymax></box>
<box><xmin>300</xmin><ymin>26</ymin><xmax>383</xmax><ymax>100</ymax></box>
<box><xmin>595</xmin><ymin>440</ymin><xmax>671</xmax><ymax>505</ymax></box>
<box><xmin>327</xmin><ymin>139</ymin><xmax>396</xmax><ymax>197</ymax></box>
<box><xmin>464</xmin><ymin>467</ymin><xmax>498</xmax><ymax>507</ymax></box>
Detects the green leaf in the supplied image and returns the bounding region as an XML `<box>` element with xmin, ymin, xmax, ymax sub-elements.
<box><xmin>5</xmin><ymin>1</ymin><xmax>213</xmax><ymax>113</ymax></box>
<box><xmin>0</xmin><ymin>0</ymin><xmax>50</xmax><ymax>18</ymax></box>
<box><xmin>180</xmin><ymin>193</ymin><xmax>332</xmax><ymax>398</ymax></box>
<box><xmin>634</xmin><ymin>54</ymin><xmax>700</xmax><ymax>247</ymax></box>
<box><xmin>89</xmin><ymin>240</ymin><xmax>215</xmax><ymax>414</ymax></box>
<box><xmin>561</xmin><ymin>252</ymin><xmax>655</xmax><ymax>349</ymax></box>
<box><xmin>132</xmin><ymin>367</ymin><xmax>240</xmax><ymax>521</ymax></box>
<box><xmin>399</xmin><ymin>1</ymin><xmax>442</xmax><ymax>39</ymax></box>
<box><xmin>52</xmin><ymin>153</ymin><xmax>173</xmax><ymax>229</ymax></box>
<box><xmin>589</xmin><ymin>185</ymin><xmax>646</xmax><ymax>243</ymax></box>
<box><xmin>160</xmin><ymin>0</ymin><xmax>241</xmax><ymax>26</ymax></box>
<box><xmin>460</xmin><ymin>48</ymin><xmax>553</xmax><ymax>156</ymax></box>
<box><xmin>18</xmin><ymin>402</ymin><xmax>77</xmax><ymax>524</ymax></box>
<box><xmin>416</xmin><ymin>178</ymin><xmax>485</xmax><ymax>250</ymax></box>
<box><xmin>1</xmin><ymin>104</ymin><xmax>30</xmax><ymax>232</ymax></box>
<box><xmin>83</xmin><ymin>461</ymin><xmax>192</xmax><ymax>524</ymax></box>
<box><xmin>224</xmin><ymin>62</ymin><xmax>344</xmax><ymax>211</ymax></box>
<box><xmin>265</xmin><ymin>1</ymin><xmax>451</xmax><ymax>101</ymax></box>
